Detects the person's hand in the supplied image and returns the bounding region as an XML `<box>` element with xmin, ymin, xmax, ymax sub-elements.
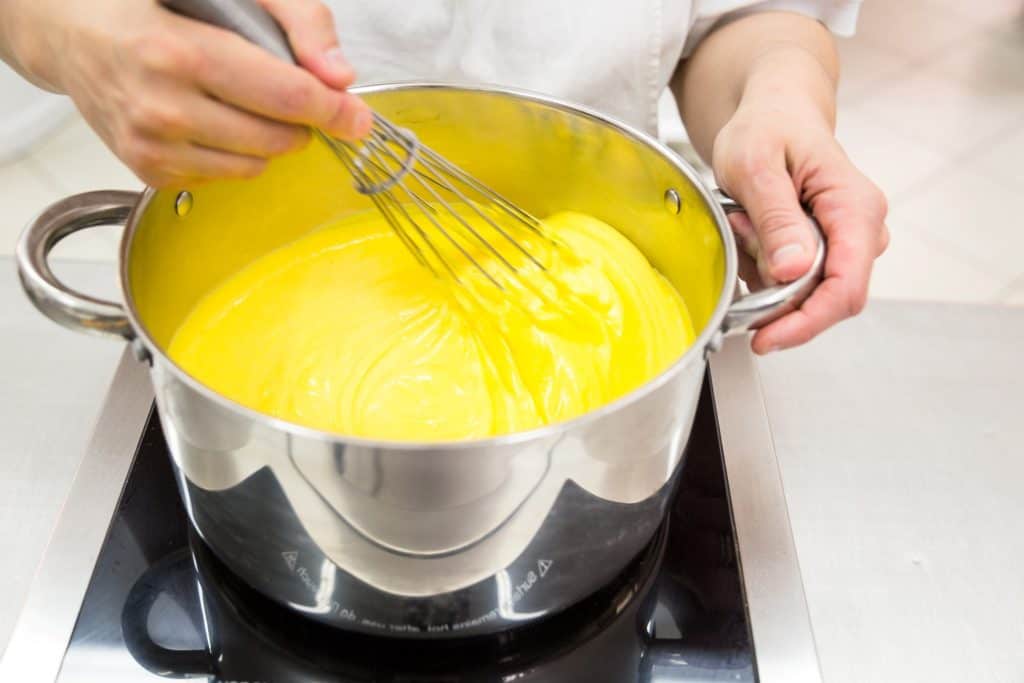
<box><xmin>712</xmin><ymin>96</ymin><xmax>889</xmax><ymax>354</ymax></box>
<box><xmin>27</xmin><ymin>0</ymin><xmax>371</xmax><ymax>187</ymax></box>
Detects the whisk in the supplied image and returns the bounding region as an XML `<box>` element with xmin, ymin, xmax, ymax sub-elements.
<box><xmin>161</xmin><ymin>0</ymin><xmax>556</xmax><ymax>290</ymax></box>
<box><xmin>325</xmin><ymin>118</ymin><xmax>553</xmax><ymax>290</ymax></box>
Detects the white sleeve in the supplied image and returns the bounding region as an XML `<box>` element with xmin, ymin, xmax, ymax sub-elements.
<box><xmin>682</xmin><ymin>0</ymin><xmax>862</xmax><ymax>58</ymax></box>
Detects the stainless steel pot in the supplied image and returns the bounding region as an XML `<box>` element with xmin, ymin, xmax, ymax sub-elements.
<box><xmin>18</xmin><ymin>82</ymin><xmax>822</xmax><ymax>637</ymax></box>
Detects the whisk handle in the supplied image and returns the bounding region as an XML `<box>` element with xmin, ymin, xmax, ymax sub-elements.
<box><xmin>159</xmin><ymin>0</ymin><xmax>297</xmax><ymax>64</ymax></box>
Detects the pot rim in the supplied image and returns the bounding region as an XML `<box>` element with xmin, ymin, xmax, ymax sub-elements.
<box><xmin>119</xmin><ymin>81</ymin><xmax>740</xmax><ymax>451</ymax></box>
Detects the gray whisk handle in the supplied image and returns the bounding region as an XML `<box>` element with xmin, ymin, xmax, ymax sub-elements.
<box><xmin>159</xmin><ymin>0</ymin><xmax>298</xmax><ymax>64</ymax></box>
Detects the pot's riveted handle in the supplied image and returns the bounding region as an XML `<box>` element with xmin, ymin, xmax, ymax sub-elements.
<box><xmin>16</xmin><ymin>190</ymin><xmax>139</xmax><ymax>340</ymax></box>
<box><xmin>160</xmin><ymin>0</ymin><xmax>298</xmax><ymax>63</ymax></box>
<box><xmin>715</xmin><ymin>190</ymin><xmax>826</xmax><ymax>334</ymax></box>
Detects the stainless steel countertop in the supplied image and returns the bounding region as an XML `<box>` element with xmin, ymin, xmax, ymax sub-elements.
<box><xmin>0</xmin><ymin>258</ymin><xmax>121</xmax><ymax>655</ymax></box>
<box><xmin>1</xmin><ymin>256</ymin><xmax>1022</xmax><ymax>681</ymax></box>
<box><xmin>758</xmin><ymin>300</ymin><xmax>1024</xmax><ymax>683</ymax></box>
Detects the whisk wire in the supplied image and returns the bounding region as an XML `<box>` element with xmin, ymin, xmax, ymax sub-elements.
<box><xmin>415</xmin><ymin>153</ymin><xmax>547</xmax><ymax>271</ymax></box>
<box><xmin>341</xmin><ymin>132</ymin><xmax>511</xmax><ymax>288</ymax></box>
<box><xmin>394</xmin><ymin>174</ymin><xmax>505</xmax><ymax>289</ymax></box>
<box><xmin>330</xmin><ymin>114</ymin><xmax>556</xmax><ymax>290</ymax></box>
<box><xmin>398</xmin><ymin>156</ymin><xmax>522</xmax><ymax>276</ymax></box>
<box><xmin>417</xmin><ymin>146</ymin><xmax>545</xmax><ymax>234</ymax></box>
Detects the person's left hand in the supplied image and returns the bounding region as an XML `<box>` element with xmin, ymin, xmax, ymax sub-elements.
<box><xmin>712</xmin><ymin>97</ymin><xmax>889</xmax><ymax>354</ymax></box>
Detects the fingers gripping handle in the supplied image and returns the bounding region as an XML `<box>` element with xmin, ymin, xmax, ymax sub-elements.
<box><xmin>16</xmin><ymin>191</ymin><xmax>138</xmax><ymax>340</ymax></box>
<box><xmin>715</xmin><ymin>190</ymin><xmax>826</xmax><ymax>334</ymax></box>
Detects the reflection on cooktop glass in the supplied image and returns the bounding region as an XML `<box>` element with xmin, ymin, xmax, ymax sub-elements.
<box><xmin>55</xmin><ymin>379</ymin><xmax>756</xmax><ymax>682</ymax></box>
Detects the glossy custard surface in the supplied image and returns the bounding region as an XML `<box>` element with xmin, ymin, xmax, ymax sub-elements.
<box><xmin>168</xmin><ymin>207</ymin><xmax>695</xmax><ymax>440</ymax></box>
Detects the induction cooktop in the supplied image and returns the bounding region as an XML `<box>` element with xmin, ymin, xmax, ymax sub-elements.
<box><xmin>1</xmin><ymin>338</ymin><xmax>820</xmax><ymax>682</ymax></box>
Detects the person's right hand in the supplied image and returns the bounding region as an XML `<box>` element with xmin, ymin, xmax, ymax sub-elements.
<box><xmin>28</xmin><ymin>0</ymin><xmax>371</xmax><ymax>187</ymax></box>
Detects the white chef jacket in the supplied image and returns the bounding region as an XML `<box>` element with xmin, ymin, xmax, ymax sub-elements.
<box><xmin>325</xmin><ymin>0</ymin><xmax>860</xmax><ymax>135</ymax></box>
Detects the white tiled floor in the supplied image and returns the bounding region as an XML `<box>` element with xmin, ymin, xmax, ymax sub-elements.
<box><xmin>837</xmin><ymin>0</ymin><xmax>1024</xmax><ymax>306</ymax></box>
<box><xmin>0</xmin><ymin>0</ymin><xmax>1022</xmax><ymax>306</ymax></box>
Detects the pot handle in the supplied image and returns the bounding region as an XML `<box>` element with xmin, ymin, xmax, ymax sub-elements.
<box><xmin>715</xmin><ymin>190</ymin><xmax>826</xmax><ymax>334</ymax></box>
<box><xmin>16</xmin><ymin>190</ymin><xmax>138</xmax><ymax>340</ymax></box>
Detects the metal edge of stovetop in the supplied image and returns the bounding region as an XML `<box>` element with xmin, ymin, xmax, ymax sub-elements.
<box><xmin>708</xmin><ymin>335</ymin><xmax>823</xmax><ymax>683</ymax></box>
<box><xmin>0</xmin><ymin>338</ymin><xmax>821</xmax><ymax>683</ymax></box>
<box><xmin>0</xmin><ymin>348</ymin><xmax>153</xmax><ymax>683</ymax></box>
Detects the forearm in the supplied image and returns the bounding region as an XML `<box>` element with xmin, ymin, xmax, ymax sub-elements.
<box><xmin>671</xmin><ymin>11</ymin><xmax>839</xmax><ymax>162</ymax></box>
<box><xmin>0</xmin><ymin>0</ymin><xmax>64</xmax><ymax>91</ymax></box>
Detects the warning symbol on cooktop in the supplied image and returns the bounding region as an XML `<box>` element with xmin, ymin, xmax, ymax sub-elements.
<box><xmin>537</xmin><ymin>559</ymin><xmax>553</xmax><ymax>577</ymax></box>
<box><xmin>282</xmin><ymin>551</ymin><xmax>298</xmax><ymax>571</ymax></box>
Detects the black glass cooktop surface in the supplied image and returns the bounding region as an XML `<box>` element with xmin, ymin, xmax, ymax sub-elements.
<box><xmin>53</xmin><ymin>379</ymin><xmax>756</xmax><ymax>682</ymax></box>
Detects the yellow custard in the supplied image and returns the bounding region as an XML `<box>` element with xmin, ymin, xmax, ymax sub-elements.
<box><xmin>167</xmin><ymin>207</ymin><xmax>695</xmax><ymax>440</ymax></box>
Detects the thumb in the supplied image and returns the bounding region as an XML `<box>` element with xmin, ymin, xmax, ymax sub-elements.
<box><xmin>258</xmin><ymin>0</ymin><xmax>355</xmax><ymax>90</ymax></box>
<box><xmin>728</xmin><ymin>166</ymin><xmax>817</xmax><ymax>283</ymax></box>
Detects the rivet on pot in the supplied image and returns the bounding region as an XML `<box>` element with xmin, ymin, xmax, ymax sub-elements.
<box><xmin>175</xmin><ymin>191</ymin><xmax>193</xmax><ymax>217</ymax></box>
<box><xmin>664</xmin><ymin>189</ymin><xmax>682</xmax><ymax>215</ymax></box>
